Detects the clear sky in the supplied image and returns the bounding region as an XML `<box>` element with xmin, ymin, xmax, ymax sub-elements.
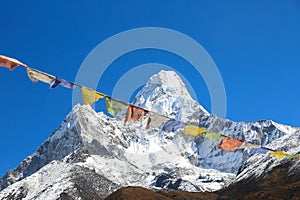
<box><xmin>1</xmin><ymin>1</ymin><xmax>300</xmax><ymax>177</ymax></box>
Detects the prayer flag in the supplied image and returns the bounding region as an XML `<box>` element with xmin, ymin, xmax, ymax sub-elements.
<box><xmin>50</xmin><ymin>78</ymin><xmax>75</xmax><ymax>89</ymax></box>
<box><xmin>125</xmin><ymin>105</ymin><xmax>149</xmax><ymax>123</ymax></box>
<box><xmin>146</xmin><ymin>112</ymin><xmax>169</xmax><ymax>129</ymax></box>
<box><xmin>219</xmin><ymin>137</ymin><xmax>243</xmax><ymax>151</ymax></box>
<box><xmin>238</xmin><ymin>142</ymin><xmax>260</xmax><ymax>149</ymax></box>
<box><xmin>82</xmin><ymin>87</ymin><xmax>105</xmax><ymax>105</ymax></box>
<box><xmin>289</xmin><ymin>154</ymin><xmax>300</xmax><ymax>160</ymax></box>
<box><xmin>0</xmin><ymin>55</ymin><xmax>26</xmax><ymax>70</ymax></box>
<box><xmin>203</xmin><ymin>131</ymin><xmax>224</xmax><ymax>141</ymax></box>
<box><xmin>268</xmin><ymin>151</ymin><xmax>291</xmax><ymax>159</ymax></box>
<box><xmin>26</xmin><ymin>67</ymin><xmax>55</xmax><ymax>84</ymax></box>
<box><xmin>183</xmin><ymin>125</ymin><xmax>207</xmax><ymax>138</ymax></box>
<box><xmin>106</xmin><ymin>97</ymin><xmax>128</xmax><ymax>116</ymax></box>
<box><xmin>162</xmin><ymin>119</ymin><xmax>187</xmax><ymax>132</ymax></box>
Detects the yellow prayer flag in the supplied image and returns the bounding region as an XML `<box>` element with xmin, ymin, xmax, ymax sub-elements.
<box><xmin>82</xmin><ymin>87</ymin><xmax>105</xmax><ymax>105</ymax></box>
<box><xmin>183</xmin><ymin>125</ymin><xmax>207</xmax><ymax>138</ymax></box>
<box><xmin>0</xmin><ymin>55</ymin><xmax>27</xmax><ymax>70</ymax></box>
<box><xmin>26</xmin><ymin>68</ymin><xmax>55</xmax><ymax>84</ymax></box>
<box><xmin>106</xmin><ymin>97</ymin><xmax>129</xmax><ymax>116</ymax></box>
<box><xmin>268</xmin><ymin>151</ymin><xmax>291</xmax><ymax>159</ymax></box>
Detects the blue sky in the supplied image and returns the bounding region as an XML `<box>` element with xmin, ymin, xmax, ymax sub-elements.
<box><xmin>1</xmin><ymin>1</ymin><xmax>300</xmax><ymax>176</ymax></box>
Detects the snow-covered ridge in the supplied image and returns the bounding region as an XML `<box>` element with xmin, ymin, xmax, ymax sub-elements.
<box><xmin>234</xmin><ymin>130</ymin><xmax>300</xmax><ymax>183</ymax></box>
<box><xmin>0</xmin><ymin>70</ymin><xmax>299</xmax><ymax>199</ymax></box>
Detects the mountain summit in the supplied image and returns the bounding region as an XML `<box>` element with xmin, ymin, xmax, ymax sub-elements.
<box><xmin>137</xmin><ymin>70</ymin><xmax>193</xmax><ymax>99</ymax></box>
<box><xmin>134</xmin><ymin>70</ymin><xmax>209</xmax><ymax>125</ymax></box>
<box><xmin>0</xmin><ymin>70</ymin><xmax>299</xmax><ymax>199</ymax></box>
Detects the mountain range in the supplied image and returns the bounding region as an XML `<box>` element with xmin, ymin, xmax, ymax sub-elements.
<box><xmin>0</xmin><ymin>70</ymin><xmax>299</xmax><ymax>200</ymax></box>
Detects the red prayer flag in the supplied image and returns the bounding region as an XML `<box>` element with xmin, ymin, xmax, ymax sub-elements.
<box><xmin>219</xmin><ymin>137</ymin><xmax>243</xmax><ymax>151</ymax></box>
<box><xmin>125</xmin><ymin>105</ymin><xmax>149</xmax><ymax>123</ymax></box>
<box><xmin>0</xmin><ymin>55</ymin><xmax>26</xmax><ymax>70</ymax></box>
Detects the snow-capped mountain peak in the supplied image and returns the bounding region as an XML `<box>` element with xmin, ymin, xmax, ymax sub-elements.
<box><xmin>1</xmin><ymin>70</ymin><xmax>299</xmax><ymax>200</ymax></box>
<box><xmin>141</xmin><ymin>70</ymin><xmax>192</xmax><ymax>98</ymax></box>
<box><xmin>133</xmin><ymin>70</ymin><xmax>209</xmax><ymax>123</ymax></box>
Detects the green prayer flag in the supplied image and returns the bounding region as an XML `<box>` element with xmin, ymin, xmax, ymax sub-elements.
<box><xmin>106</xmin><ymin>97</ymin><xmax>128</xmax><ymax>116</ymax></box>
<box><xmin>203</xmin><ymin>131</ymin><xmax>224</xmax><ymax>141</ymax></box>
<box><xmin>288</xmin><ymin>154</ymin><xmax>300</xmax><ymax>159</ymax></box>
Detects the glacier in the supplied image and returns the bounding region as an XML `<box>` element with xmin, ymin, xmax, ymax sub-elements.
<box><xmin>0</xmin><ymin>70</ymin><xmax>299</xmax><ymax>199</ymax></box>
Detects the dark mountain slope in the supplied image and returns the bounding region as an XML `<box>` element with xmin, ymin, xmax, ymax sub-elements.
<box><xmin>105</xmin><ymin>159</ymin><xmax>300</xmax><ymax>200</ymax></box>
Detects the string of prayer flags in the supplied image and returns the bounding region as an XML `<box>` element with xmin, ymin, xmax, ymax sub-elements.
<box><xmin>82</xmin><ymin>87</ymin><xmax>105</xmax><ymax>105</ymax></box>
<box><xmin>145</xmin><ymin>112</ymin><xmax>169</xmax><ymax>129</ymax></box>
<box><xmin>268</xmin><ymin>151</ymin><xmax>291</xmax><ymax>159</ymax></box>
<box><xmin>162</xmin><ymin>119</ymin><xmax>187</xmax><ymax>132</ymax></box>
<box><xmin>3</xmin><ymin>55</ymin><xmax>299</xmax><ymax>161</ymax></box>
<box><xmin>106</xmin><ymin>97</ymin><xmax>129</xmax><ymax>116</ymax></box>
<box><xmin>26</xmin><ymin>67</ymin><xmax>55</xmax><ymax>84</ymax></box>
<box><xmin>0</xmin><ymin>55</ymin><xmax>27</xmax><ymax>70</ymax></box>
<box><xmin>125</xmin><ymin>104</ymin><xmax>149</xmax><ymax>123</ymax></box>
<box><xmin>50</xmin><ymin>77</ymin><xmax>75</xmax><ymax>89</ymax></box>
<box><xmin>203</xmin><ymin>131</ymin><xmax>224</xmax><ymax>141</ymax></box>
<box><xmin>183</xmin><ymin>125</ymin><xmax>207</xmax><ymax>138</ymax></box>
<box><xmin>219</xmin><ymin>137</ymin><xmax>243</xmax><ymax>151</ymax></box>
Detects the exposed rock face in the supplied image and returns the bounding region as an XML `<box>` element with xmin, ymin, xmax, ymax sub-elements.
<box><xmin>105</xmin><ymin>186</ymin><xmax>218</xmax><ymax>200</ymax></box>
<box><xmin>218</xmin><ymin>160</ymin><xmax>300</xmax><ymax>200</ymax></box>
<box><xmin>105</xmin><ymin>160</ymin><xmax>300</xmax><ymax>200</ymax></box>
<box><xmin>0</xmin><ymin>70</ymin><xmax>299</xmax><ymax>199</ymax></box>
